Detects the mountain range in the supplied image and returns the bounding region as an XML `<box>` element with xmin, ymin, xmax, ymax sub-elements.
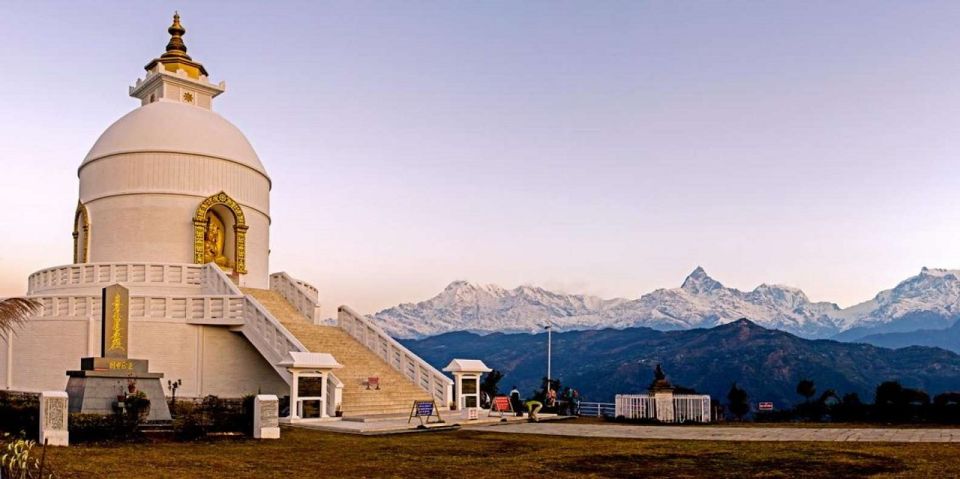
<box><xmin>375</xmin><ymin>267</ymin><xmax>960</xmax><ymax>348</ymax></box>
<box><xmin>401</xmin><ymin>319</ymin><xmax>960</xmax><ymax>406</ymax></box>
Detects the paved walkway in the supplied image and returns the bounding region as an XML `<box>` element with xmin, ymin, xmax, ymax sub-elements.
<box><xmin>287</xmin><ymin>413</ymin><xmax>567</xmax><ymax>435</ymax></box>
<box><xmin>464</xmin><ymin>422</ymin><xmax>960</xmax><ymax>442</ymax></box>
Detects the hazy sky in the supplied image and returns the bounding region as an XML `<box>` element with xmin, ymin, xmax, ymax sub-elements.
<box><xmin>2</xmin><ymin>1</ymin><xmax>960</xmax><ymax>314</ymax></box>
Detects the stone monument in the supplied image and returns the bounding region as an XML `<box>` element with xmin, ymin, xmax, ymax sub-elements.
<box><xmin>253</xmin><ymin>394</ymin><xmax>280</xmax><ymax>439</ymax></box>
<box><xmin>66</xmin><ymin>284</ymin><xmax>172</xmax><ymax>421</ymax></box>
<box><xmin>649</xmin><ymin>364</ymin><xmax>675</xmax><ymax>423</ymax></box>
<box><xmin>39</xmin><ymin>391</ymin><xmax>69</xmax><ymax>446</ymax></box>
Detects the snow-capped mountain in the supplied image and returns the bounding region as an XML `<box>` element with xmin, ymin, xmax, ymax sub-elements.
<box><xmin>373</xmin><ymin>280</ymin><xmax>625</xmax><ymax>339</ymax></box>
<box><xmin>599</xmin><ymin>267</ymin><xmax>844</xmax><ymax>337</ymax></box>
<box><xmin>834</xmin><ymin>267</ymin><xmax>960</xmax><ymax>340</ymax></box>
<box><xmin>372</xmin><ymin>266</ymin><xmax>960</xmax><ymax>340</ymax></box>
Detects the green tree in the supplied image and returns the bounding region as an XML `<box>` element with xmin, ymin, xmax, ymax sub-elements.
<box><xmin>727</xmin><ymin>383</ymin><xmax>749</xmax><ymax>421</ymax></box>
<box><xmin>480</xmin><ymin>370</ymin><xmax>504</xmax><ymax>407</ymax></box>
<box><xmin>875</xmin><ymin>381</ymin><xmax>904</xmax><ymax>407</ymax></box>
<box><xmin>796</xmin><ymin>379</ymin><xmax>816</xmax><ymax>403</ymax></box>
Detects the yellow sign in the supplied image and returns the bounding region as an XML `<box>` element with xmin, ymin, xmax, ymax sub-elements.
<box><xmin>109</xmin><ymin>293</ymin><xmax>124</xmax><ymax>353</ymax></box>
<box><xmin>101</xmin><ymin>284</ymin><xmax>129</xmax><ymax>359</ymax></box>
<box><xmin>108</xmin><ymin>360</ymin><xmax>134</xmax><ymax>370</ymax></box>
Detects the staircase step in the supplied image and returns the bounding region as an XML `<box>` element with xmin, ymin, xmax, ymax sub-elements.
<box><xmin>242</xmin><ymin>288</ymin><xmax>434</xmax><ymax>416</ymax></box>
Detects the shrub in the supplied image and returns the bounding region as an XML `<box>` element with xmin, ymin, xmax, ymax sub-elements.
<box><xmin>68</xmin><ymin>413</ymin><xmax>123</xmax><ymax>443</ymax></box>
<box><xmin>0</xmin><ymin>392</ymin><xmax>39</xmax><ymax>440</ymax></box>
<box><xmin>172</xmin><ymin>402</ymin><xmax>206</xmax><ymax>441</ymax></box>
<box><xmin>125</xmin><ymin>391</ymin><xmax>151</xmax><ymax>423</ymax></box>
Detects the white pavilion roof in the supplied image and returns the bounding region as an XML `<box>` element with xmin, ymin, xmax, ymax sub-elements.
<box><xmin>443</xmin><ymin>359</ymin><xmax>492</xmax><ymax>373</ymax></box>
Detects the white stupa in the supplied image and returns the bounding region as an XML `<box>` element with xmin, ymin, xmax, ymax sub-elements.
<box><xmin>4</xmin><ymin>14</ymin><xmax>452</xmax><ymax>419</ymax></box>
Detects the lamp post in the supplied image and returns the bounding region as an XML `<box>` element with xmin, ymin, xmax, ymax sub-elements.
<box><xmin>544</xmin><ymin>324</ymin><xmax>553</xmax><ymax>392</ymax></box>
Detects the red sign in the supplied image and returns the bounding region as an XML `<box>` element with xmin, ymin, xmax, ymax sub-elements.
<box><xmin>758</xmin><ymin>402</ymin><xmax>774</xmax><ymax>411</ymax></box>
<box><xmin>492</xmin><ymin>396</ymin><xmax>512</xmax><ymax>412</ymax></box>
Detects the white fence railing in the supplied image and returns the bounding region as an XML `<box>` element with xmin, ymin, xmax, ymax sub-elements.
<box><xmin>269</xmin><ymin>272</ymin><xmax>321</xmax><ymax>323</ymax></box>
<box><xmin>579</xmin><ymin>402</ymin><xmax>615</xmax><ymax>417</ymax></box>
<box><xmin>28</xmin><ymin>263</ymin><xmax>204</xmax><ymax>294</ymax></box>
<box><xmin>615</xmin><ymin>394</ymin><xmax>712</xmax><ymax>423</ymax></box>
<box><xmin>29</xmin><ymin>294</ymin><xmax>244</xmax><ymax>325</ymax></box>
<box><xmin>338</xmin><ymin>305</ymin><xmax>453</xmax><ymax>407</ymax></box>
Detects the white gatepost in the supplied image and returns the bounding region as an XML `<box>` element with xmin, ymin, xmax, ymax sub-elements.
<box><xmin>443</xmin><ymin>359</ymin><xmax>491</xmax><ymax>418</ymax></box>
<box><xmin>278</xmin><ymin>352</ymin><xmax>342</xmax><ymax>423</ymax></box>
<box><xmin>253</xmin><ymin>394</ymin><xmax>280</xmax><ymax>439</ymax></box>
<box><xmin>39</xmin><ymin>391</ymin><xmax>69</xmax><ymax>446</ymax></box>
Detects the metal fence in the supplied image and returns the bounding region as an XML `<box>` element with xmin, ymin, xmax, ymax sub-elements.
<box><xmin>579</xmin><ymin>401</ymin><xmax>616</xmax><ymax>417</ymax></box>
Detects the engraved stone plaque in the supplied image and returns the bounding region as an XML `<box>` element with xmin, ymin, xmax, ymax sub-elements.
<box><xmin>254</xmin><ymin>394</ymin><xmax>280</xmax><ymax>439</ymax></box>
<box><xmin>101</xmin><ymin>284</ymin><xmax>129</xmax><ymax>359</ymax></box>
<box><xmin>261</xmin><ymin>401</ymin><xmax>279</xmax><ymax>428</ymax></box>
<box><xmin>45</xmin><ymin>396</ymin><xmax>66</xmax><ymax>429</ymax></box>
<box><xmin>40</xmin><ymin>391</ymin><xmax>69</xmax><ymax>446</ymax></box>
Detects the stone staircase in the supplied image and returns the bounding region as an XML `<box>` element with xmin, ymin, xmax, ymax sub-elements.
<box><xmin>242</xmin><ymin>288</ymin><xmax>433</xmax><ymax>417</ymax></box>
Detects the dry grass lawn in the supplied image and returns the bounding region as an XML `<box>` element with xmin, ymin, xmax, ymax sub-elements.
<box><xmin>40</xmin><ymin>425</ymin><xmax>960</xmax><ymax>478</ymax></box>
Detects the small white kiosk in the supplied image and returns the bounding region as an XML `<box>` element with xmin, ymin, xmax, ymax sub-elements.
<box><xmin>443</xmin><ymin>359</ymin><xmax>491</xmax><ymax>417</ymax></box>
<box><xmin>278</xmin><ymin>352</ymin><xmax>342</xmax><ymax>422</ymax></box>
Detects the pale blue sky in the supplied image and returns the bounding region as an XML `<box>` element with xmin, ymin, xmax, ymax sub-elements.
<box><xmin>2</xmin><ymin>1</ymin><xmax>960</xmax><ymax>313</ymax></box>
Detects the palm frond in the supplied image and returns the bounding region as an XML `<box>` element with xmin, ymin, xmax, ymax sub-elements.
<box><xmin>0</xmin><ymin>298</ymin><xmax>41</xmax><ymax>334</ymax></box>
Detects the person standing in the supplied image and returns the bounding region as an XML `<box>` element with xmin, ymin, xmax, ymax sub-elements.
<box><xmin>510</xmin><ymin>385</ymin><xmax>523</xmax><ymax>417</ymax></box>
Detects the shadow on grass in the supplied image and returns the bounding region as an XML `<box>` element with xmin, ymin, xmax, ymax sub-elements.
<box><xmin>549</xmin><ymin>450</ymin><xmax>906</xmax><ymax>478</ymax></box>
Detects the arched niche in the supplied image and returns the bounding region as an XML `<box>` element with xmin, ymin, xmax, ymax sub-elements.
<box><xmin>73</xmin><ymin>202</ymin><xmax>90</xmax><ymax>263</ymax></box>
<box><xmin>193</xmin><ymin>191</ymin><xmax>248</xmax><ymax>274</ymax></box>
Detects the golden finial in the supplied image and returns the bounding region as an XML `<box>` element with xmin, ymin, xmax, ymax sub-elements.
<box><xmin>162</xmin><ymin>11</ymin><xmax>191</xmax><ymax>60</ymax></box>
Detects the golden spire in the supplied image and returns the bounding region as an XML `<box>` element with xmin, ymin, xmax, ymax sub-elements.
<box><xmin>161</xmin><ymin>12</ymin><xmax>191</xmax><ymax>60</ymax></box>
<box><xmin>145</xmin><ymin>12</ymin><xmax>208</xmax><ymax>78</ymax></box>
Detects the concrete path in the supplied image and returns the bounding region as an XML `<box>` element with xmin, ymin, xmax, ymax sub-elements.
<box><xmin>287</xmin><ymin>413</ymin><xmax>568</xmax><ymax>435</ymax></box>
<box><xmin>464</xmin><ymin>422</ymin><xmax>960</xmax><ymax>443</ymax></box>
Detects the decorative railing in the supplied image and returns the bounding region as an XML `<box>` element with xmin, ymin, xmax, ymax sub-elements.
<box><xmin>615</xmin><ymin>394</ymin><xmax>712</xmax><ymax>423</ymax></box>
<box><xmin>337</xmin><ymin>305</ymin><xmax>453</xmax><ymax>407</ymax></box>
<box><xmin>579</xmin><ymin>402</ymin><xmax>616</xmax><ymax>417</ymax></box>
<box><xmin>29</xmin><ymin>294</ymin><xmax>244</xmax><ymax>325</ymax></box>
<box><xmin>269</xmin><ymin>272</ymin><xmax>320</xmax><ymax>323</ymax></box>
<box><xmin>28</xmin><ymin>263</ymin><xmax>204</xmax><ymax>294</ymax></box>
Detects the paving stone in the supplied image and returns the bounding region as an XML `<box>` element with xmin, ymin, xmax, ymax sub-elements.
<box><xmin>463</xmin><ymin>423</ymin><xmax>960</xmax><ymax>442</ymax></box>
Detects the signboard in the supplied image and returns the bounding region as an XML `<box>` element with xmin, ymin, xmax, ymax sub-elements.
<box><xmin>297</xmin><ymin>376</ymin><xmax>325</xmax><ymax>397</ymax></box>
<box><xmin>101</xmin><ymin>284</ymin><xmax>129</xmax><ymax>359</ymax></box>
<box><xmin>758</xmin><ymin>402</ymin><xmax>774</xmax><ymax>411</ymax></box>
<box><xmin>492</xmin><ymin>396</ymin><xmax>511</xmax><ymax>412</ymax></box>
<box><xmin>489</xmin><ymin>395</ymin><xmax>513</xmax><ymax>417</ymax></box>
<box><xmin>408</xmin><ymin>400</ymin><xmax>443</xmax><ymax>426</ymax></box>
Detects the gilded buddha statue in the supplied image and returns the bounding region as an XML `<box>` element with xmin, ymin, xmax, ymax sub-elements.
<box><xmin>202</xmin><ymin>213</ymin><xmax>232</xmax><ymax>268</ymax></box>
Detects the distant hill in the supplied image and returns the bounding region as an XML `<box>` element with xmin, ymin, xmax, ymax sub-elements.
<box><xmin>858</xmin><ymin>320</ymin><xmax>960</xmax><ymax>353</ymax></box>
<box><xmin>376</xmin><ymin>267</ymin><xmax>960</xmax><ymax>346</ymax></box>
<box><xmin>402</xmin><ymin>319</ymin><xmax>960</xmax><ymax>408</ymax></box>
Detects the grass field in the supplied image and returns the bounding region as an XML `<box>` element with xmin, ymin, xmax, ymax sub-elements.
<box><xmin>38</xmin><ymin>423</ymin><xmax>960</xmax><ymax>478</ymax></box>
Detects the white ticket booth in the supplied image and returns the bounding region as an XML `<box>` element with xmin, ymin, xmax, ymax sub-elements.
<box><xmin>278</xmin><ymin>352</ymin><xmax>342</xmax><ymax>422</ymax></box>
<box><xmin>443</xmin><ymin>359</ymin><xmax>492</xmax><ymax>413</ymax></box>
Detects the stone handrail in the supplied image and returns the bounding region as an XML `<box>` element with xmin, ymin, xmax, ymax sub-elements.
<box><xmin>337</xmin><ymin>305</ymin><xmax>453</xmax><ymax>407</ymax></box>
<box><xmin>28</xmin><ymin>293</ymin><xmax>244</xmax><ymax>325</ymax></box>
<box><xmin>28</xmin><ymin>263</ymin><xmax>205</xmax><ymax>294</ymax></box>
<box><xmin>269</xmin><ymin>272</ymin><xmax>320</xmax><ymax>323</ymax></box>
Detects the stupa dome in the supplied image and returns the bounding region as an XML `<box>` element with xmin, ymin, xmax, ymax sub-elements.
<box><xmin>80</xmin><ymin>100</ymin><xmax>267</xmax><ymax>178</ymax></box>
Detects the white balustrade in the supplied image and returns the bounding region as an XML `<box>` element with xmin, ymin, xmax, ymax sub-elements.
<box><xmin>28</xmin><ymin>294</ymin><xmax>244</xmax><ymax>325</ymax></box>
<box><xmin>337</xmin><ymin>305</ymin><xmax>453</xmax><ymax>407</ymax></box>
<box><xmin>28</xmin><ymin>263</ymin><xmax>205</xmax><ymax>295</ymax></box>
<box><xmin>269</xmin><ymin>272</ymin><xmax>320</xmax><ymax>323</ymax></box>
<box><xmin>615</xmin><ymin>394</ymin><xmax>712</xmax><ymax>423</ymax></box>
